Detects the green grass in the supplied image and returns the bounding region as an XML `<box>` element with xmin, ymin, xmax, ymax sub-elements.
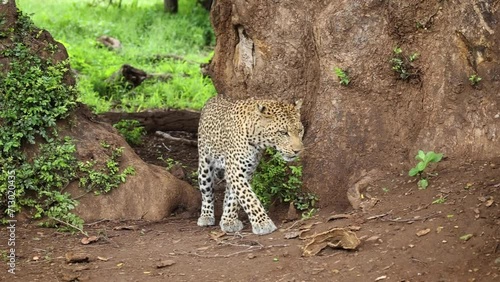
<box><xmin>17</xmin><ymin>0</ymin><xmax>216</xmax><ymax>112</ymax></box>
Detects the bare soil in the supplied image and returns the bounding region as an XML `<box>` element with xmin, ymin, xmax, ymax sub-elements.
<box><xmin>2</xmin><ymin>133</ymin><xmax>499</xmax><ymax>282</ymax></box>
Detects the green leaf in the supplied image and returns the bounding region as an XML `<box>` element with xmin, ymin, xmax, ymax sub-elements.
<box><xmin>430</xmin><ymin>153</ymin><xmax>443</xmax><ymax>163</ymax></box>
<box><xmin>408</xmin><ymin>167</ymin><xmax>420</xmax><ymax>177</ymax></box>
<box><xmin>418</xmin><ymin>179</ymin><xmax>428</xmax><ymax>189</ymax></box>
<box><xmin>460</xmin><ymin>234</ymin><xmax>473</xmax><ymax>241</ymax></box>
<box><xmin>416</xmin><ymin>161</ymin><xmax>426</xmax><ymax>171</ymax></box>
<box><xmin>417</xmin><ymin>150</ymin><xmax>426</xmax><ymax>161</ymax></box>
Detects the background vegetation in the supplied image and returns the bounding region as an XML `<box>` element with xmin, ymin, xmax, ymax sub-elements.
<box><xmin>17</xmin><ymin>0</ymin><xmax>216</xmax><ymax>113</ymax></box>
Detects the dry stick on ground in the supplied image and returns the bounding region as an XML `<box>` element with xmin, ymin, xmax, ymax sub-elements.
<box><xmin>84</xmin><ymin>219</ymin><xmax>110</xmax><ymax>226</ymax></box>
<box><xmin>155</xmin><ymin>131</ymin><xmax>198</xmax><ymax>147</ymax></box>
<box><xmin>174</xmin><ymin>243</ymin><xmax>289</xmax><ymax>258</ymax></box>
<box><xmin>49</xmin><ymin>217</ymin><xmax>89</xmax><ymax>237</ymax></box>
<box><xmin>380</xmin><ymin>212</ymin><xmax>441</xmax><ymax>223</ymax></box>
<box><xmin>365</xmin><ymin>211</ymin><xmax>392</xmax><ymax>220</ymax></box>
<box><xmin>98</xmin><ymin>109</ymin><xmax>200</xmax><ymax>133</ymax></box>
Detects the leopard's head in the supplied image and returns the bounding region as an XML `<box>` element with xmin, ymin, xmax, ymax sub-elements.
<box><xmin>253</xmin><ymin>99</ymin><xmax>304</xmax><ymax>161</ymax></box>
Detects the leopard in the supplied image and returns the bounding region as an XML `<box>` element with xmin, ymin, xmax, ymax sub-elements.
<box><xmin>196</xmin><ymin>95</ymin><xmax>304</xmax><ymax>235</ymax></box>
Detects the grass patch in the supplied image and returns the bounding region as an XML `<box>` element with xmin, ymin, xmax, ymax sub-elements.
<box><xmin>17</xmin><ymin>0</ymin><xmax>216</xmax><ymax>112</ymax></box>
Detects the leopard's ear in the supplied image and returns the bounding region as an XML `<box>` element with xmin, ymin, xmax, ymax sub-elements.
<box><xmin>256</xmin><ymin>103</ymin><xmax>273</xmax><ymax>118</ymax></box>
<box><xmin>294</xmin><ymin>99</ymin><xmax>303</xmax><ymax>110</ymax></box>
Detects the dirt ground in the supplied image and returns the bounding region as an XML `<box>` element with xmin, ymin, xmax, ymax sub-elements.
<box><xmin>1</xmin><ymin>133</ymin><xmax>499</xmax><ymax>282</ymax></box>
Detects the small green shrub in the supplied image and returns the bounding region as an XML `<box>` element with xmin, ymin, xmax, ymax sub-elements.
<box><xmin>252</xmin><ymin>148</ymin><xmax>317</xmax><ymax>215</ymax></box>
<box><xmin>0</xmin><ymin>10</ymin><xmax>134</xmax><ymax>232</ymax></box>
<box><xmin>390</xmin><ymin>47</ymin><xmax>420</xmax><ymax>81</ymax></box>
<box><xmin>78</xmin><ymin>145</ymin><xmax>135</xmax><ymax>195</ymax></box>
<box><xmin>432</xmin><ymin>195</ymin><xmax>447</xmax><ymax>204</ymax></box>
<box><xmin>113</xmin><ymin>119</ymin><xmax>145</xmax><ymax>145</ymax></box>
<box><xmin>408</xmin><ymin>150</ymin><xmax>443</xmax><ymax>189</ymax></box>
<box><xmin>333</xmin><ymin>67</ymin><xmax>350</xmax><ymax>86</ymax></box>
<box><xmin>469</xmin><ymin>74</ymin><xmax>482</xmax><ymax>86</ymax></box>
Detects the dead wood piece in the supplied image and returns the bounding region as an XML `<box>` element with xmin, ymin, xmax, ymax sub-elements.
<box><xmin>98</xmin><ymin>109</ymin><xmax>200</xmax><ymax>133</ymax></box>
<box><xmin>65</xmin><ymin>252</ymin><xmax>91</xmax><ymax>263</ymax></box>
<box><xmin>106</xmin><ymin>64</ymin><xmax>173</xmax><ymax>88</ymax></box>
<box><xmin>156</xmin><ymin>131</ymin><xmax>198</xmax><ymax>147</ymax></box>
<box><xmin>97</xmin><ymin>35</ymin><xmax>122</xmax><ymax>50</ymax></box>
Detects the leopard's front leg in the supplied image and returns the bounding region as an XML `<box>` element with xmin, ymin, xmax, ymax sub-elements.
<box><xmin>226</xmin><ymin>162</ymin><xmax>277</xmax><ymax>235</ymax></box>
<box><xmin>219</xmin><ymin>182</ymin><xmax>244</xmax><ymax>233</ymax></box>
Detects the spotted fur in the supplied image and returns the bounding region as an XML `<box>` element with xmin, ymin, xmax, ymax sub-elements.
<box><xmin>197</xmin><ymin>96</ymin><xmax>304</xmax><ymax>235</ymax></box>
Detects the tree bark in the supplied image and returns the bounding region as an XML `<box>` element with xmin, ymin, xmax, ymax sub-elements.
<box><xmin>208</xmin><ymin>0</ymin><xmax>500</xmax><ymax>210</ymax></box>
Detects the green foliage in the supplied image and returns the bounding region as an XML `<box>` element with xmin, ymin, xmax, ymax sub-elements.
<box><xmin>18</xmin><ymin>0</ymin><xmax>217</xmax><ymax>113</ymax></box>
<box><xmin>159</xmin><ymin>156</ymin><xmax>183</xmax><ymax>170</ymax></box>
<box><xmin>251</xmin><ymin>149</ymin><xmax>317</xmax><ymax>214</ymax></box>
<box><xmin>0</xmin><ymin>42</ymin><xmax>77</xmax><ymax>154</ymax></box>
<box><xmin>333</xmin><ymin>67</ymin><xmax>350</xmax><ymax>86</ymax></box>
<box><xmin>77</xmin><ymin>146</ymin><xmax>135</xmax><ymax>195</ymax></box>
<box><xmin>408</xmin><ymin>150</ymin><xmax>443</xmax><ymax>189</ymax></box>
<box><xmin>409</xmin><ymin>52</ymin><xmax>419</xmax><ymax>62</ymax></box>
<box><xmin>113</xmin><ymin>119</ymin><xmax>145</xmax><ymax>145</ymax></box>
<box><xmin>0</xmin><ymin>10</ymin><xmax>134</xmax><ymax>232</ymax></box>
<box><xmin>0</xmin><ymin>11</ymin><xmax>80</xmax><ymax>229</ymax></box>
<box><xmin>390</xmin><ymin>47</ymin><xmax>420</xmax><ymax>81</ymax></box>
<box><xmin>469</xmin><ymin>74</ymin><xmax>482</xmax><ymax>86</ymax></box>
<box><xmin>432</xmin><ymin>195</ymin><xmax>447</xmax><ymax>204</ymax></box>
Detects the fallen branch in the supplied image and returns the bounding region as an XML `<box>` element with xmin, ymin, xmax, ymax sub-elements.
<box><xmin>49</xmin><ymin>217</ymin><xmax>88</xmax><ymax>237</ymax></box>
<box><xmin>380</xmin><ymin>212</ymin><xmax>441</xmax><ymax>223</ymax></box>
<box><xmin>98</xmin><ymin>109</ymin><xmax>200</xmax><ymax>133</ymax></box>
<box><xmin>365</xmin><ymin>211</ymin><xmax>392</xmax><ymax>220</ymax></box>
<box><xmin>173</xmin><ymin>244</ymin><xmax>289</xmax><ymax>258</ymax></box>
<box><xmin>84</xmin><ymin>219</ymin><xmax>110</xmax><ymax>226</ymax></box>
<box><xmin>155</xmin><ymin>131</ymin><xmax>198</xmax><ymax>147</ymax></box>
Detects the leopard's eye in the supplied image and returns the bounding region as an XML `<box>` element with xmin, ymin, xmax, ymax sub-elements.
<box><xmin>279</xmin><ymin>130</ymin><xmax>289</xmax><ymax>136</ymax></box>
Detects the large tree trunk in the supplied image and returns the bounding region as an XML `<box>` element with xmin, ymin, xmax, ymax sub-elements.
<box><xmin>208</xmin><ymin>0</ymin><xmax>500</xmax><ymax>210</ymax></box>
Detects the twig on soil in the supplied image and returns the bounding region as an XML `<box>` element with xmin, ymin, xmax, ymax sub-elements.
<box><xmin>72</xmin><ymin>191</ymin><xmax>91</xmax><ymax>201</ymax></box>
<box><xmin>84</xmin><ymin>219</ymin><xmax>110</xmax><ymax>226</ymax></box>
<box><xmin>161</xmin><ymin>142</ymin><xmax>171</xmax><ymax>151</ymax></box>
<box><xmin>411</xmin><ymin>257</ymin><xmax>427</xmax><ymax>264</ymax></box>
<box><xmin>219</xmin><ymin>240</ymin><xmax>263</xmax><ymax>248</ymax></box>
<box><xmin>412</xmin><ymin>203</ymin><xmax>432</xmax><ymax>212</ymax></box>
<box><xmin>49</xmin><ymin>217</ymin><xmax>88</xmax><ymax>237</ymax></box>
<box><xmin>365</xmin><ymin>211</ymin><xmax>392</xmax><ymax>221</ymax></box>
<box><xmin>381</xmin><ymin>212</ymin><xmax>441</xmax><ymax>223</ymax></box>
<box><xmin>285</xmin><ymin>218</ymin><xmax>308</xmax><ymax>230</ymax></box>
<box><xmin>156</xmin><ymin>131</ymin><xmax>198</xmax><ymax>147</ymax></box>
<box><xmin>174</xmin><ymin>243</ymin><xmax>289</xmax><ymax>258</ymax></box>
<box><xmin>382</xmin><ymin>262</ymin><xmax>395</xmax><ymax>270</ymax></box>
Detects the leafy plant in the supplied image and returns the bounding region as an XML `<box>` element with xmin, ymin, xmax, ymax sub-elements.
<box><xmin>432</xmin><ymin>195</ymin><xmax>447</xmax><ymax>204</ymax></box>
<box><xmin>390</xmin><ymin>47</ymin><xmax>420</xmax><ymax>81</ymax></box>
<box><xmin>113</xmin><ymin>119</ymin><xmax>145</xmax><ymax>145</ymax></box>
<box><xmin>409</xmin><ymin>52</ymin><xmax>419</xmax><ymax>62</ymax></box>
<box><xmin>333</xmin><ymin>67</ymin><xmax>350</xmax><ymax>86</ymax></box>
<box><xmin>77</xmin><ymin>146</ymin><xmax>135</xmax><ymax>195</ymax></box>
<box><xmin>408</xmin><ymin>150</ymin><xmax>443</xmax><ymax>189</ymax></box>
<box><xmin>301</xmin><ymin>208</ymin><xmax>317</xmax><ymax>219</ymax></box>
<box><xmin>0</xmin><ymin>10</ymin><xmax>134</xmax><ymax>233</ymax></box>
<box><xmin>469</xmin><ymin>74</ymin><xmax>482</xmax><ymax>86</ymax></box>
<box><xmin>251</xmin><ymin>148</ymin><xmax>317</xmax><ymax>214</ymax></box>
